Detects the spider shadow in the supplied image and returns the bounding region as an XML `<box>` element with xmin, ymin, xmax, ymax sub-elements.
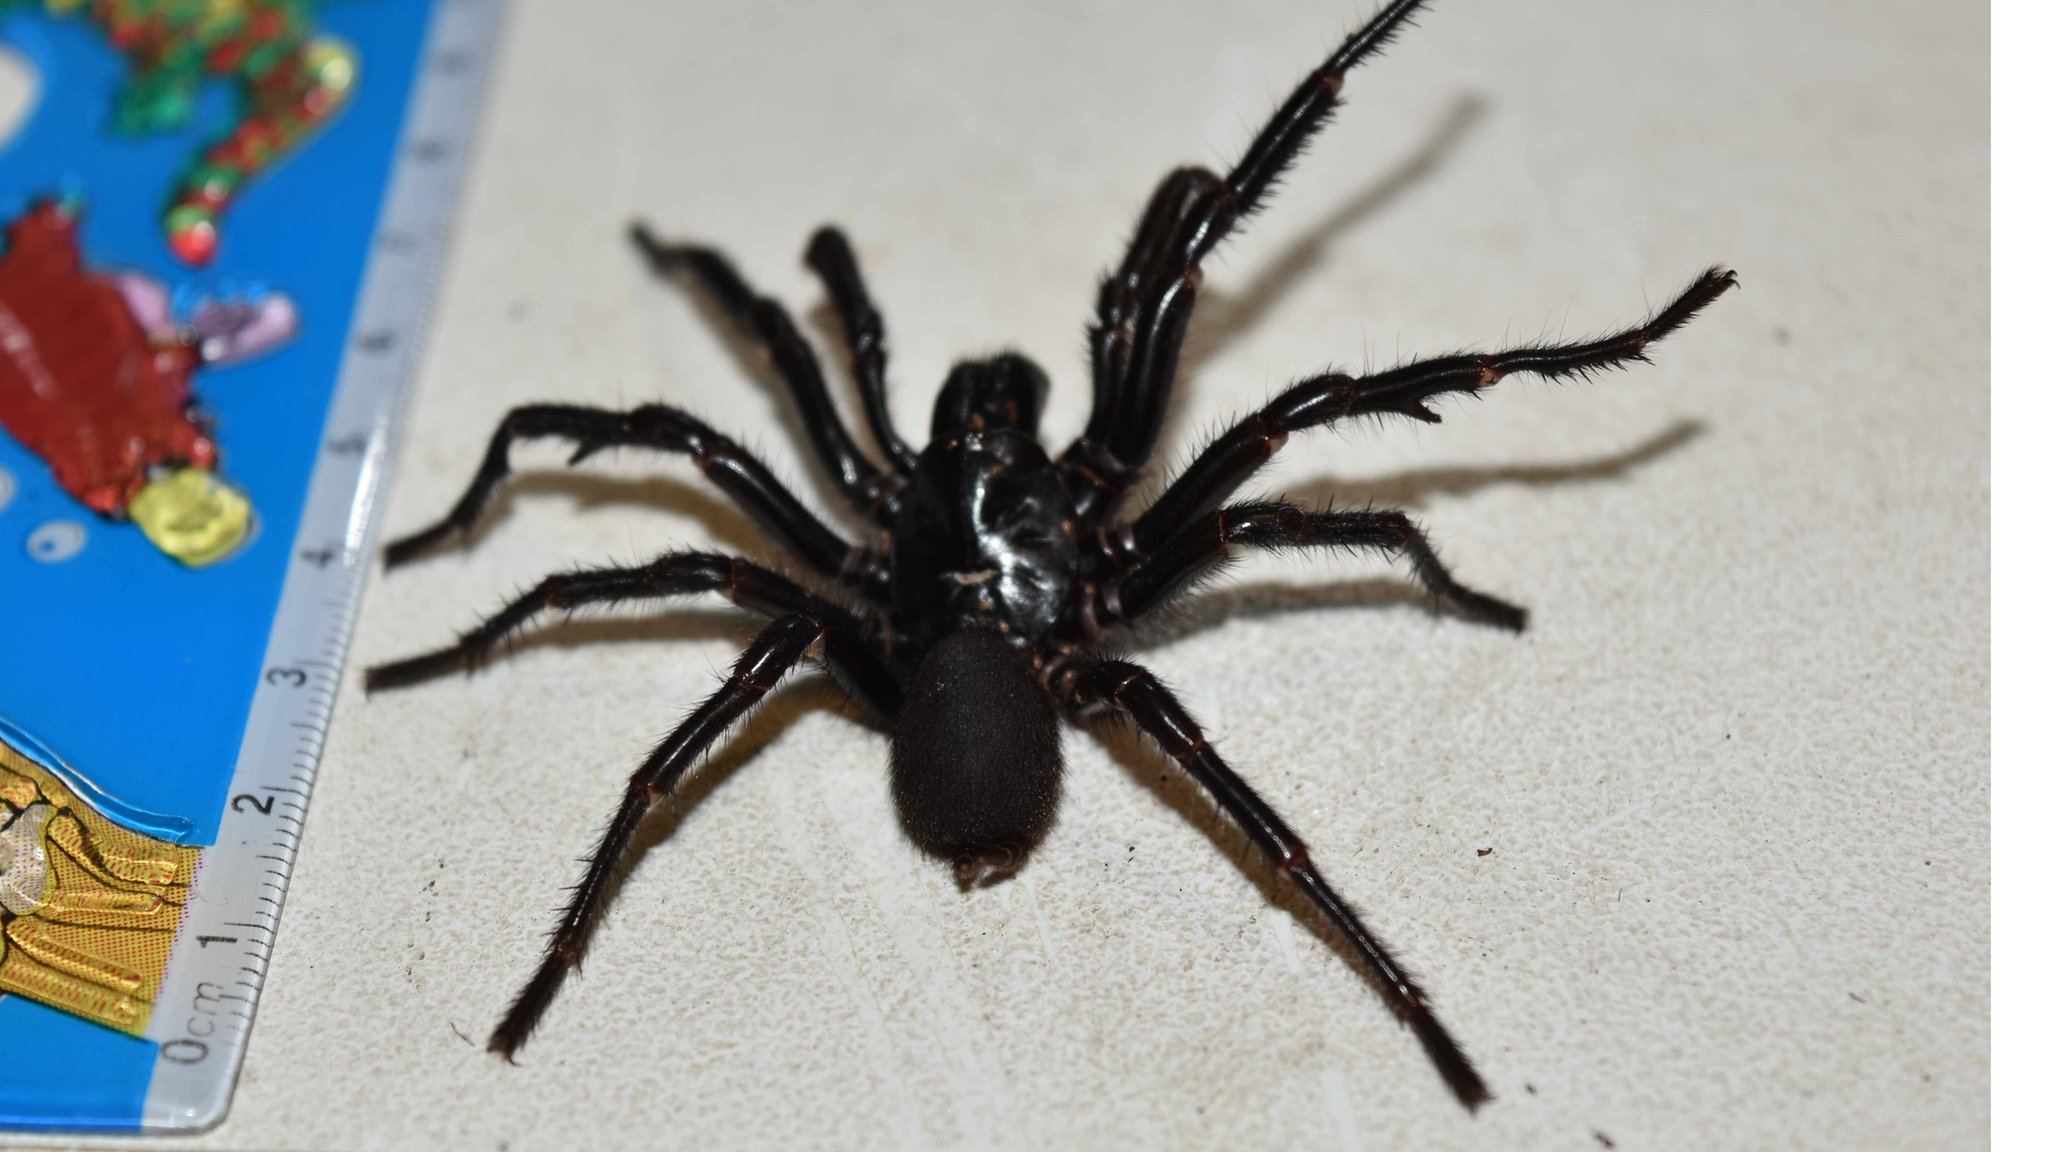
<box><xmin>1151</xmin><ymin>93</ymin><xmax>1489</xmax><ymax>459</ymax></box>
<box><xmin>1075</xmin><ymin>661</ymin><xmax>1479</xmax><ymax>1026</ymax></box>
<box><xmin>1127</xmin><ymin>419</ymin><xmax>1703</xmax><ymax>649</ymax></box>
<box><xmin>629</xmin><ymin>94</ymin><xmax>1490</xmax><ymax>500</ymax></box>
<box><xmin>637</xmin><ymin>239</ymin><xmax>882</xmax><ymax>519</ymax></box>
<box><xmin>1080</xmin><ymin>417</ymin><xmax>1706</xmax><ymax>988</ymax></box>
<box><xmin>499</xmin><ymin>606</ymin><xmax>759</xmax><ymax>660</ymax></box>
<box><xmin>605</xmin><ymin>676</ymin><xmax>865</xmax><ymax>916</ymax></box>
<box><xmin>401</xmin><ymin>469</ymin><xmax>891</xmax><ymax>666</ymax></box>
<box><xmin>1289</xmin><ymin>419</ymin><xmax>1704</xmax><ymax>512</ymax></box>
<box><xmin>1080</xmin><ymin>714</ymin><xmax>1380</xmax><ymax>990</ymax></box>
<box><xmin>1182</xmin><ymin>93</ymin><xmax>1489</xmax><ymax>377</ymax></box>
<box><xmin>416</xmin><ymin>467</ymin><xmax>789</xmax><ymax>575</ymax></box>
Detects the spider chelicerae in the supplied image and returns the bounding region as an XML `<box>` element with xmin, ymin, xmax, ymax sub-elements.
<box><xmin>367</xmin><ymin>0</ymin><xmax>1734</xmax><ymax>1108</ymax></box>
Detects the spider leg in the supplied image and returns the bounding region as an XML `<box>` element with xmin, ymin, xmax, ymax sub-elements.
<box><xmin>1073</xmin><ymin>500</ymin><xmax>1523</xmax><ymax>640</ymax></box>
<box><xmin>1057</xmin><ymin>656</ymin><xmax>1490</xmax><ymax>1110</ymax></box>
<box><xmin>363</xmin><ymin>553</ymin><xmax>899</xmax><ymax>717</ymax></box>
<box><xmin>630</xmin><ymin>223</ymin><xmax>903</xmax><ymax>519</ymax></box>
<box><xmin>1062</xmin><ymin>0</ymin><xmax>1436</xmax><ymax>517</ymax></box>
<box><xmin>1119</xmin><ymin>268</ymin><xmax>1739</xmax><ymax>559</ymax></box>
<box><xmin>1065</xmin><ymin>167</ymin><xmax>1224</xmax><ymax>503</ymax></box>
<box><xmin>487</xmin><ymin>612</ymin><xmax>853</xmax><ymax>1059</ymax></box>
<box><xmin>380</xmin><ymin>403</ymin><xmax>884</xmax><ymax>597</ymax></box>
<box><xmin>804</xmin><ymin>227</ymin><xmax>917</xmax><ymax>471</ymax></box>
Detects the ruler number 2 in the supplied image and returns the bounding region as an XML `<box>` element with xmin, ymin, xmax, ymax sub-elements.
<box><xmin>232</xmin><ymin>794</ymin><xmax>276</xmax><ymax>816</ymax></box>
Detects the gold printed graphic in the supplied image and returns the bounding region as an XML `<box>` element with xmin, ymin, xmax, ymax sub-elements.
<box><xmin>0</xmin><ymin>733</ymin><xmax>198</xmax><ymax>1036</ymax></box>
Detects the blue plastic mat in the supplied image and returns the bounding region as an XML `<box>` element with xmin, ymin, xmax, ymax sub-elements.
<box><xmin>0</xmin><ymin>1</ymin><xmax>443</xmax><ymax>1130</ymax></box>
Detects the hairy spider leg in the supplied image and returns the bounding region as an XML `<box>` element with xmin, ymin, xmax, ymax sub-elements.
<box><xmin>804</xmin><ymin>227</ymin><xmax>918</xmax><ymax>472</ymax></box>
<box><xmin>630</xmin><ymin>224</ymin><xmax>903</xmax><ymax>519</ymax></box>
<box><xmin>1073</xmin><ymin>500</ymin><xmax>1524</xmax><ymax>641</ymax></box>
<box><xmin>1065</xmin><ymin>166</ymin><xmax>1224</xmax><ymax>511</ymax></box>
<box><xmin>362</xmin><ymin>552</ymin><xmax>900</xmax><ymax>717</ymax></box>
<box><xmin>486</xmin><ymin>613</ymin><xmax>852</xmax><ymax>1059</ymax></box>
<box><xmin>380</xmin><ymin>403</ymin><xmax>885</xmax><ymax>595</ymax></box>
<box><xmin>1116</xmin><ymin>267</ymin><xmax>1741</xmax><ymax>561</ymax></box>
<box><xmin>1060</xmin><ymin>657</ymin><xmax>1491</xmax><ymax>1110</ymax></box>
<box><xmin>1062</xmin><ymin>0</ymin><xmax>1437</xmax><ymax>515</ymax></box>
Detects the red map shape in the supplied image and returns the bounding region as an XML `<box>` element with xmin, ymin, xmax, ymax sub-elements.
<box><xmin>0</xmin><ymin>202</ymin><xmax>213</xmax><ymax>515</ymax></box>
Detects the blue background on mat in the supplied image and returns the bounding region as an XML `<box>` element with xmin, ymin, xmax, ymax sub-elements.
<box><xmin>0</xmin><ymin>1</ymin><xmax>436</xmax><ymax>1132</ymax></box>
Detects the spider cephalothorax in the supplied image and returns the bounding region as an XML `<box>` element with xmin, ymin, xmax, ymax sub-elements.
<box><xmin>368</xmin><ymin>0</ymin><xmax>1734</xmax><ymax>1109</ymax></box>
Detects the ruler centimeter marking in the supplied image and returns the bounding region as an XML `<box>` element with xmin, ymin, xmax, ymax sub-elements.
<box><xmin>138</xmin><ymin>0</ymin><xmax>504</xmax><ymax>1131</ymax></box>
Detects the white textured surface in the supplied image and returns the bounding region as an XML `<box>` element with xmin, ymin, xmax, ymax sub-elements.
<box><xmin>49</xmin><ymin>0</ymin><xmax>1991</xmax><ymax>1148</ymax></box>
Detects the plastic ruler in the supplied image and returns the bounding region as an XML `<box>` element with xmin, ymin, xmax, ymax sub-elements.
<box><xmin>133</xmin><ymin>0</ymin><xmax>504</xmax><ymax>1131</ymax></box>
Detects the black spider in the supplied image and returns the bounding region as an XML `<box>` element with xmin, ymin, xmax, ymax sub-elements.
<box><xmin>366</xmin><ymin>0</ymin><xmax>1734</xmax><ymax>1109</ymax></box>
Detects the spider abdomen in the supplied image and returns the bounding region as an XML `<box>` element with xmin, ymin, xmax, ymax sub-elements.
<box><xmin>889</xmin><ymin>628</ymin><xmax>1062</xmax><ymax>885</ymax></box>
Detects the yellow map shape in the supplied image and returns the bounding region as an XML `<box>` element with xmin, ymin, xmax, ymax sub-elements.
<box><xmin>0</xmin><ymin>733</ymin><xmax>198</xmax><ymax>1036</ymax></box>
